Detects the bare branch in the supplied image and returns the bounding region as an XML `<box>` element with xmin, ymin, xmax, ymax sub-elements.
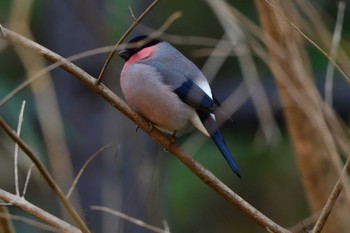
<box><xmin>312</xmin><ymin>157</ymin><xmax>350</xmax><ymax>233</ymax></box>
<box><xmin>22</xmin><ymin>163</ymin><xmax>34</xmax><ymax>198</ymax></box>
<box><xmin>128</xmin><ymin>5</ymin><xmax>137</xmax><ymax>21</ymax></box>
<box><xmin>207</xmin><ymin>0</ymin><xmax>281</xmax><ymax>144</ymax></box>
<box><xmin>0</xmin><ymin>45</ymin><xmax>114</xmax><ymax>107</ymax></box>
<box><xmin>325</xmin><ymin>1</ymin><xmax>346</xmax><ymax>106</ymax></box>
<box><xmin>0</xmin><ymin>26</ymin><xmax>290</xmax><ymax>233</ymax></box>
<box><xmin>91</xmin><ymin>206</ymin><xmax>170</xmax><ymax>233</ymax></box>
<box><xmin>0</xmin><ymin>116</ymin><xmax>90</xmax><ymax>233</ymax></box>
<box><xmin>66</xmin><ymin>143</ymin><xmax>116</xmax><ymax>199</ymax></box>
<box><xmin>262</xmin><ymin>0</ymin><xmax>350</xmax><ymax>84</ymax></box>
<box><xmin>96</xmin><ymin>0</ymin><xmax>159</xmax><ymax>84</ymax></box>
<box><xmin>14</xmin><ymin>100</ymin><xmax>26</xmax><ymax>196</ymax></box>
<box><xmin>0</xmin><ymin>189</ymin><xmax>81</xmax><ymax>233</ymax></box>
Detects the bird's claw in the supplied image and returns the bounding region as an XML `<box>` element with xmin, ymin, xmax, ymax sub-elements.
<box><xmin>163</xmin><ymin>131</ymin><xmax>176</xmax><ymax>152</ymax></box>
<box><xmin>170</xmin><ymin>131</ymin><xmax>177</xmax><ymax>143</ymax></box>
<box><xmin>146</xmin><ymin>121</ymin><xmax>153</xmax><ymax>132</ymax></box>
<box><xmin>135</xmin><ymin>122</ymin><xmax>153</xmax><ymax>133</ymax></box>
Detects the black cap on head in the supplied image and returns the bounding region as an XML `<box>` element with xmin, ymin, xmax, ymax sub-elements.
<box><xmin>118</xmin><ymin>35</ymin><xmax>162</xmax><ymax>61</ymax></box>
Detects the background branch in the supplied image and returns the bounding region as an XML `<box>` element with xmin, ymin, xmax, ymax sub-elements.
<box><xmin>91</xmin><ymin>206</ymin><xmax>170</xmax><ymax>233</ymax></box>
<box><xmin>96</xmin><ymin>0</ymin><xmax>159</xmax><ymax>84</ymax></box>
<box><xmin>0</xmin><ymin>116</ymin><xmax>90</xmax><ymax>233</ymax></box>
<box><xmin>256</xmin><ymin>0</ymin><xmax>350</xmax><ymax>232</ymax></box>
<box><xmin>0</xmin><ymin>189</ymin><xmax>81</xmax><ymax>233</ymax></box>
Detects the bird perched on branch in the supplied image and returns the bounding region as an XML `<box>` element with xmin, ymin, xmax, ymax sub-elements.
<box><xmin>118</xmin><ymin>35</ymin><xmax>241</xmax><ymax>178</ymax></box>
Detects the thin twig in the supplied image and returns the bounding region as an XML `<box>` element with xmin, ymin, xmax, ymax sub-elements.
<box><xmin>262</xmin><ymin>0</ymin><xmax>350</xmax><ymax>84</ymax></box>
<box><xmin>288</xmin><ymin>211</ymin><xmax>320</xmax><ymax>233</ymax></box>
<box><xmin>0</xmin><ymin>117</ymin><xmax>90</xmax><ymax>233</ymax></box>
<box><xmin>263</xmin><ymin>0</ymin><xmax>350</xmax><ymax>213</ymax></box>
<box><xmin>128</xmin><ymin>5</ymin><xmax>137</xmax><ymax>21</ymax></box>
<box><xmin>312</xmin><ymin>157</ymin><xmax>350</xmax><ymax>233</ymax></box>
<box><xmin>66</xmin><ymin>143</ymin><xmax>116</xmax><ymax>199</ymax></box>
<box><xmin>22</xmin><ymin>163</ymin><xmax>34</xmax><ymax>198</ymax></box>
<box><xmin>325</xmin><ymin>1</ymin><xmax>345</xmax><ymax>106</ymax></box>
<box><xmin>207</xmin><ymin>0</ymin><xmax>281</xmax><ymax>144</ymax></box>
<box><xmin>91</xmin><ymin>206</ymin><xmax>170</xmax><ymax>233</ymax></box>
<box><xmin>0</xmin><ymin>26</ymin><xmax>289</xmax><ymax>233</ymax></box>
<box><xmin>0</xmin><ymin>189</ymin><xmax>81</xmax><ymax>233</ymax></box>
<box><xmin>95</xmin><ymin>0</ymin><xmax>159</xmax><ymax>85</ymax></box>
<box><xmin>14</xmin><ymin>100</ymin><xmax>26</xmax><ymax>196</ymax></box>
<box><xmin>0</xmin><ymin>46</ymin><xmax>114</xmax><ymax>107</ymax></box>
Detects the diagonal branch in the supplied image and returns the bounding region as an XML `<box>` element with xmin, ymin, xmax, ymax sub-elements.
<box><xmin>66</xmin><ymin>143</ymin><xmax>116</xmax><ymax>199</ymax></box>
<box><xmin>0</xmin><ymin>26</ymin><xmax>290</xmax><ymax>233</ymax></box>
<box><xmin>0</xmin><ymin>117</ymin><xmax>90</xmax><ymax>233</ymax></box>
<box><xmin>91</xmin><ymin>206</ymin><xmax>170</xmax><ymax>233</ymax></box>
<box><xmin>312</xmin><ymin>157</ymin><xmax>350</xmax><ymax>233</ymax></box>
<box><xmin>95</xmin><ymin>0</ymin><xmax>159</xmax><ymax>84</ymax></box>
<box><xmin>0</xmin><ymin>189</ymin><xmax>81</xmax><ymax>233</ymax></box>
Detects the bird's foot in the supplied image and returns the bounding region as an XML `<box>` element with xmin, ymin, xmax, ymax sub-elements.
<box><xmin>163</xmin><ymin>131</ymin><xmax>177</xmax><ymax>152</ymax></box>
<box><xmin>170</xmin><ymin>131</ymin><xmax>177</xmax><ymax>143</ymax></box>
<box><xmin>135</xmin><ymin>121</ymin><xmax>153</xmax><ymax>133</ymax></box>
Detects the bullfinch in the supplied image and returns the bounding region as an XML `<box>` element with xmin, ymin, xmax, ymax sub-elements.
<box><xmin>119</xmin><ymin>35</ymin><xmax>241</xmax><ymax>178</ymax></box>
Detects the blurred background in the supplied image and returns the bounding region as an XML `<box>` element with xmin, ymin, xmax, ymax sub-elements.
<box><xmin>0</xmin><ymin>0</ymin><xmax>350</xmax><ymax>232</ymax></box>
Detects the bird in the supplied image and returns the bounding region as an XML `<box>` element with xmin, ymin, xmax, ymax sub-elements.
<box><xmin>118</xmin><ymin>35</ymin><xmax>241</xmax><ymax>178</ymax></box>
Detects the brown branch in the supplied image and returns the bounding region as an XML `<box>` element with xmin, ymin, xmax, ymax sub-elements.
<box><xmin>0</xmin><ymin>26</ymin><xmax>289</xmax><ymax>233</ymax></box>
<box><xmin>0</xmin><ymin>45</ymin><xmax>114</xmax><ymax>107</ymax></box>
<box><xmin>262</xmin><ymin>0</ymin><xmax>350</xmax><ymax>84</ymax></box>
<box><xmin>95</xmin><ymin>0</ymin><xmax>159</xmax><ymax>84</ymax></box>
<box><xmin>91</xmin><ymin>206</ymin><xmax>170</xmax><ymax>233</ymax></box>
<box><xmin>0</xmin><ymin>189</ymin><xmax>81</xmax><ymax>232</ymax></box>
<box><xmin>312</xmin><ymin>158</ymin><xmax>350</xmax><ymax>233</ymax></box>
<box><xmin>256</xmin><ymin>0</ymin><xmax>350</xmax><ymax>231</ymax></box>
<box><xmin>0</xmin><ymin>116</ymin><xmax>90</xmax><ymax>233</ymax></box>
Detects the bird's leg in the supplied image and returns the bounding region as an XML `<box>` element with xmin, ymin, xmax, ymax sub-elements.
<box><xmin>135</xmin><ymin>121</ymin><xmax>153</xmax><ymax>133</ymax></box>
<box><xmin>164</xmin><ymin>131</ymin><xmax>177</xmax><ymax>152</ymax></box>
<box><xmin>170</xmin><ymin>131</ymin><xmax>177</xmax><ymax>143</ymax></box>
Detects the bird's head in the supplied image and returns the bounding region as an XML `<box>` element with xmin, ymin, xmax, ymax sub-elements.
<box><xmin>119</xmin><ymin>35</ymin><xmax>162</xmax><ymax>61</ymax></box>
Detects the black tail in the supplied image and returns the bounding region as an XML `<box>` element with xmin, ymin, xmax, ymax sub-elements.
<box><xmin>197</xmin><ymin>110</ymin><xmax>241</xmax><ymax>178</ymax></box>
<box><xmin>212</xmin><ymin>131</ymin><xmax>241</xmax><ymax>178</ymax></box>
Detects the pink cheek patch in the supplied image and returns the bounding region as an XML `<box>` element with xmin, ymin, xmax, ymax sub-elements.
<box><xmin>129</xmin><ymin>45</ymin><xmax>156</xmax><ymax>63</ymax></box>
<box><xmin>120</xmin><ymin>45</ymin><xmax>157</xmax><ymax>83</ymax></box>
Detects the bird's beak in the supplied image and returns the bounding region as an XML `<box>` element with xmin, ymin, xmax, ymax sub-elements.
<box><xmin>118</xmin><ymin>49</ymin><xmax>131</xmax><ymax>61</ymax></box>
